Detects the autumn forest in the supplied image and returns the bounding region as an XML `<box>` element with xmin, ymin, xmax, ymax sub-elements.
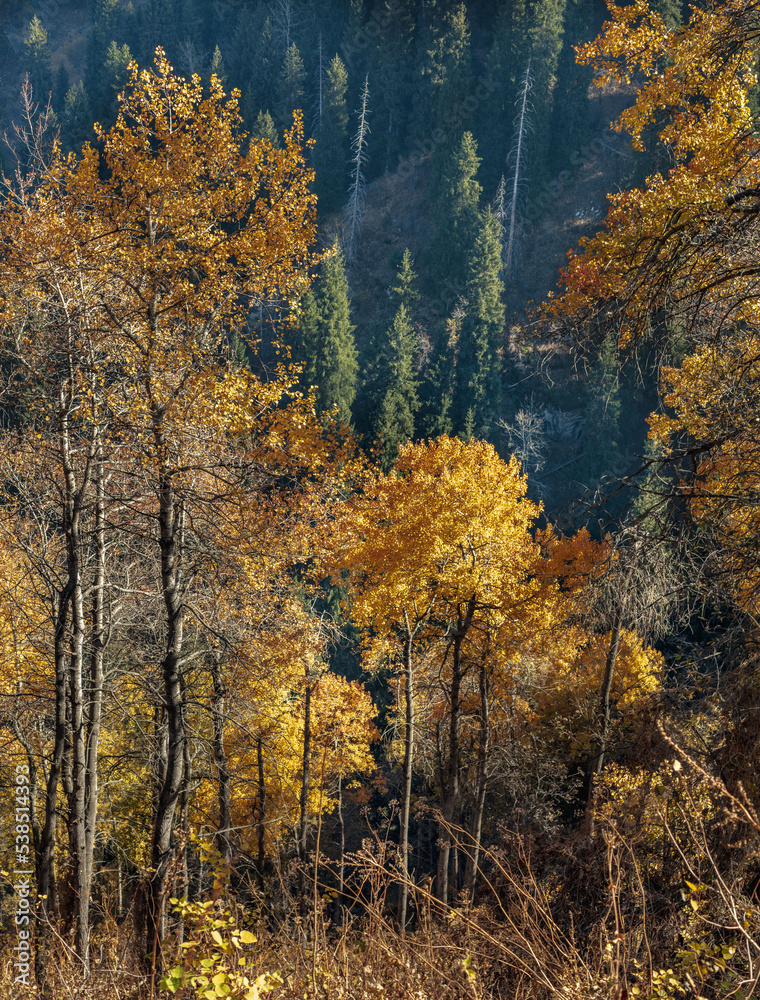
<box><xmin>0</xmin><ymin>0</ymin><xmax>758</xmax><ymax>999</ymax></box>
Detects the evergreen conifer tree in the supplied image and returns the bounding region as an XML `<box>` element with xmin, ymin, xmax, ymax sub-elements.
<box><xmin>581</xmin><ymin>334</ymin><xmax>624</xmax><ymax>488</ymax></box>
<box><xmin>479</xmin><ymin>0</ymin><xmax>566</xmax><ymax>195</ymax></box>
<box><xmin>650</xmin><ymin>0</ymin><xmax>683</xmax><ymax>29</ymax></box>
<box><xmin>83</xmin><ymin>0</ymin><xmax>124</xmax><ymax>125</ymax></box>
<box><xmin>391</xmin><ymin>249</ymin><xmax>420</xmax><ymax>313</ymax></box>
<box><xmin>24</xmin><ymin>16</ymin><xmax>52</xmax><ymax>100</ymax></box>
<box><xmin>415</xmin><ymin>2</ymin><xmax>472</xmax><ymax>157</ymax></box>
<box><xmin>276</xmin><ymin>42</ymin><xmax>307</xmax><ymax>128</ymax></box>
<box><xmin>432</xmin><ymin>131</ymin><xmax>482</xmax><ymax>287</ymax></box>
<box><xmin>208</xmin><ymin>45</ymin><xmax>227</xmax><ymax>91</ymax></box>
<box><xmin>373</xmin><ymin>305</ymin><xmax>420</xmax><ymax>470</ymax></box>
<box><xmin>314</xmin><ymin>55</ymin><xmax>349</xmax><ymax>214</ymax></box>
<box><xmin>549</xmin><ymin>0</ymin><xmax>594</xmax><ymax>176</ymax></box>
<box><xmin>418</xmin><ymin>322</ymin><xmax>455</xmax><ymax>438</ymax></box>
<box><xmin>140</xmin><ymin>0</ymin><xmax>176</xmax><ymax>63</ymax></box>
<box><xmin>230</xmin><ymin>9</ymin><xmax>276</xmax><ymax>126</ymax></box>
<box><xmin>452</xmin><ymin>208</ymin><xmax>505</xmax><ymax>437</ymax></box>
<box><xmin>366</xmin><ymin>0</ymin><xmax>416</xmax><ymax>175</ymax></box>
<box><xmin>251</xmin><ymin>110</ymin><xmax>280</xmax><ymax>146</ymax></box>
<box><xmin>103</xmin><ymin>41</ymin><xmax>132</xmax><ymax>122</ymax></box>
<box><xmin>298</xmin><ymin>250</ymin><xmax>358</xmax><ymax>426</ymax></box>
<box><xmin>53</xmin><ymin>62</ymin><xmax>70</xmax><ymax>118</ymax></box>
<box><xmin>62</xmin><ymin>81</ymin><xmax>93</xmax><ymax>153</ymax></box>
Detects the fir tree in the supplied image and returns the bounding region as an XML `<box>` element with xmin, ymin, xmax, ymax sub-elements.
<box><xmin>651</xmin><ymin>0</ymin><xmax>683</xmax><ymax>29</ymax></box>
<box><xmin>452</xmin><ymin>208</ymin><xmax>505</xmax><ymax>437</ymax></box>
<box><xmin>432</xmin><ymin>131</ymin><xmax>482</xmax><ymax>286</ymax></box>
<box><xmin>373</xmin><ymin>305</ymin><xmax>420</xmax><ymax>470</ymax></box>
<box><xmin>140</xmin><ymin>0</ymin><xmax>176</xmax><ymax>63</ymax></box>
<box><xmin>83</xmin><ymin>0</ymin><xmax>124</xmax><ymax>125</ymax></box>
<box><xmin>24</xmin><ymin>16</ymin><xmax>52</xmax><ymax>100</ymax></box>
<box><xmin>208</xmin><ymin>45</ymin><xmax>227</xmax><ymax>91</ymax></box>
<box><xmin>62</xmin><ymin>81</ymin><xmax>93</xmax><ymax>153</ymax></box>
<box><xmin>103</xmin><ymin>41</ymin><xmax>132</xmax><ymax>122</ymax></box>
<box><xmin>479</xmin><ymin>0</ymin><xmax>566</xmax><ymax>195</ymax></box>
<box><xmin>314</xmin><ymin>55</ymin><xmax>349</xmax><ymax>214</ymax></box>
<box><xmin>252</xmin><ymin>110</ymin><xmax>280</xmax><ymax>146</ymax></box>
<box><xmin>230</xmin><ymin>11</ymin><xmax>276</xmax><ymax>127</ymax></box>
<box><xmin>548</xmin><ymin>0</ymin><xmax>594</xmax><ymax>175</ymax></box>
<box><xmin>298</xmin><ymin>250</ymin><xmax>358</xmax><ymax>426</ymax></box>
<box><xmin>418</xmin><ymin>319</ymin><xmax>456</xmax><ymax>439</ymax></box>
<box><xmin>416</xmin><ymin>2</ymin><xmax>472</xmax><ymax>157</ymax></box>
<box><xmin>276</xmin><ymin>42</ymin><xmax>307</xmax><ymax>128</ymax></box>
<box><xmin>366</xmin><ymin>0</ymin><xmax>416</xmax><ymax>175</ymax></box>
<box><xmin>581</xmin><ymin>333</ymin><xmax>623</xmax><ymax>489</ymax></box>
<box><xmin>391</xmin><ymin>249</ymin><xmax>420</xmax><ymax>314</ymax></box>
<box><xmin>53</xmin><ymin>62</ymin><xmax>70</xmax><ymax>118</ymax></box>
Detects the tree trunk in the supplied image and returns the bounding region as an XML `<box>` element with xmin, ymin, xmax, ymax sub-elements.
<box><xmin>436</xmin><ymin>597</ymin><xmax>475</xmax><ymax>904</ymax></box>
<box><xmin>211</xmin><ymin>652</ymin><xmax>231</xmax><ymax>861</ymax></box>
<box><xmin>397</xmin><ymin>625</ymin><xmax>414</xmax><ymax>933</ymax></box>
<box><xmin>257</xmin><ymin>736</ymin><xmax>266</xmax><ymax>892</ymax></box>
<box><xmin>298</xmin><ymin>668</ymin><xmax>312</xmax><ymax>895</ymax></box>
<box><xmin>583</xmin><ymin>609</ymin><xmax>623</xmax><ymax>836</ymax></box>
<box><xmin>148</xmin><ymin>431</ymin><xmax>188</xmax><ymax>973</ymax></box>
<box><xmin>464</xmin><ymin>664</ymin><xmax>489</xmax><ymax>898</ymax></box>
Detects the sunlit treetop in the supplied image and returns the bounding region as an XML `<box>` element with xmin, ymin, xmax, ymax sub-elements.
<box><xmin>548</xmin><ymin>0</ymin><xmax>760</xmax><ymax>347</ymax></box>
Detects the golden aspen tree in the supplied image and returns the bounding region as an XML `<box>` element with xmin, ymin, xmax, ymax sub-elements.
<box><xmin>547</xmin><ymin>1</ymin><xmax>760</xmax><ymax>620</ymax></box>
<box><xmin>0</xmin><ymin>47</ymin><xmax>323</xmax><ymax>979</ymax></box>
<box><xmin>334</xmin><ymin>436</ymin><xmax>553</xmax><ymax>915</ymax></box>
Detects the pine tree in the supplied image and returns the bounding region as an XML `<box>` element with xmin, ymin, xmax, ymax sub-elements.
<box><xmin>452</xmin><ymin>208</ymin><xmax>505</xmax><ymax>437</ymax></box>
<box><xmin>24</xmin><ymin>16</ymin><xmax>52</xmax><ymax>100</ymax></box>
<box><xmin>62</xmin><ymin>81</ymin><xmax>93</xmax><ymax>153</ymax></box>
<box><xmin>252</xmin><ymin>110</ymin><xmax>280</xmax><ymax>146</ymax></box>
<box><xmin>298</xmin><ymin>250</ymin><xmax>358</xmax><ymax>425</ymax></box>
<box><xmin>415</xmin><ymin>2</ymin><xmax>472</xmax><ymax>157</ymax></box>
<box><xmin>230</xmin><ymin>11</ymin><xmax>276</xmax><ymax>127</ymax></box>
<box><xmin>103</xmin><ymin>42</ymin><xmax>132</xmax><ymax>122</ymax></box>
<box><xmin>548</xmin><ymin>0</ymin><xmax>594</xmax><ymax>175</ymax></box>
<box><xmin>432</xmin><ymin>131</ymin><xmax>482</xmax><ymax>286</ymax></box>
<box><xmin>276</xmin><ymin>42</ymin><xmax>307</xmax><ymax>129</ymax></box>
<box><xmin>84</xmin><ymin>0</ymin><xmax>124</xmax><ymax>125</ymax></box>
<box><xmin>208</xmin><ymin>45</ymin><xmax>227</xmax><ymax>91</ymax></box>
<box><xmin>366</xmin><ymin>0</ymin><xmax>416</xmax><ymax>174</ymax></box>
<box><xmin>53</xmin><ymin>62</ymin><xmax>70</xmax><ymax>118</ymax></box>
<box><xmin>141</xmin><ymin>0</ymin><xmax>176</xmax><ymax>63</ymax></box>
<box><xmin>373</xmin><ymin>305</ymin><xmax>420</xmax><ymax>470</ymax></box>
<box><xmin>391</xmin><ymin>249</ymin><xmax>420</xmax><ymax>313</ymax></box>
<box><xmin>314</xmin><ymin>55</ymin><xmax>349</xmax><ymax>214</ymax></box>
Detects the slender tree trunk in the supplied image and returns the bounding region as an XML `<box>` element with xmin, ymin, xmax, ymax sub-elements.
<box><xmin>35</xmin><ymin>584</ymin><xmax>69</xmax><ymax>989</ymax></box>
<box><xmin>437</xmin><ymin>597</ymin><xmax>475</xmax><ymax>904</ymax></box>
<box><xmin>148</xmin><ymin>411</ymin><xmax>188</xmax><ymax>971</ymax></box>
<box><xmin>583</xmin><ymin>609</ymin><xmax>623</xmax><ymax>836</ymax></box>
<box><xmin>397</xmin><ymin>625</ymin><xmax>414</xmax><ymax>934</ymax></box>
<box><xmin>211</xmin><ymin>652</ymin><xmax>231</xmax><ymax>861</ymax></box>
<box><xmin>298</xmin><ymin>668</ymin><xmax>312</xmax><ymax>898</ymax></box>
<box><xmin>336</xmin><ymin>772</ymin><xmax>345</xmax><ymax>923</ymax></box>
<box><xmin>257</xmin><ymin>736</ymin><xmax>266</xmax><ymax>892</ymax></box>
<box><xmin>464</xmin><ymin>664</ymin><xmax>489</xmax><ymax>897</ymax></box>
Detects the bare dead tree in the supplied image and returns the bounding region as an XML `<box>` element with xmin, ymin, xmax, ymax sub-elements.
<box><xmin>503</xmin><ymin>62</ymin><xmax>533</xmax><ymax>275</ymax></box>
<box><xmin>343</xmin><ymin>75</ymin><xmax>370</xmax><ymax>262</ymax></box>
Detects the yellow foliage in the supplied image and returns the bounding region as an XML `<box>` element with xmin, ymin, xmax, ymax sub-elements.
<box><xmin>534</xmin><ymin>628</ymin><xmax>663</xmax><ymax>756</ymax></box>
